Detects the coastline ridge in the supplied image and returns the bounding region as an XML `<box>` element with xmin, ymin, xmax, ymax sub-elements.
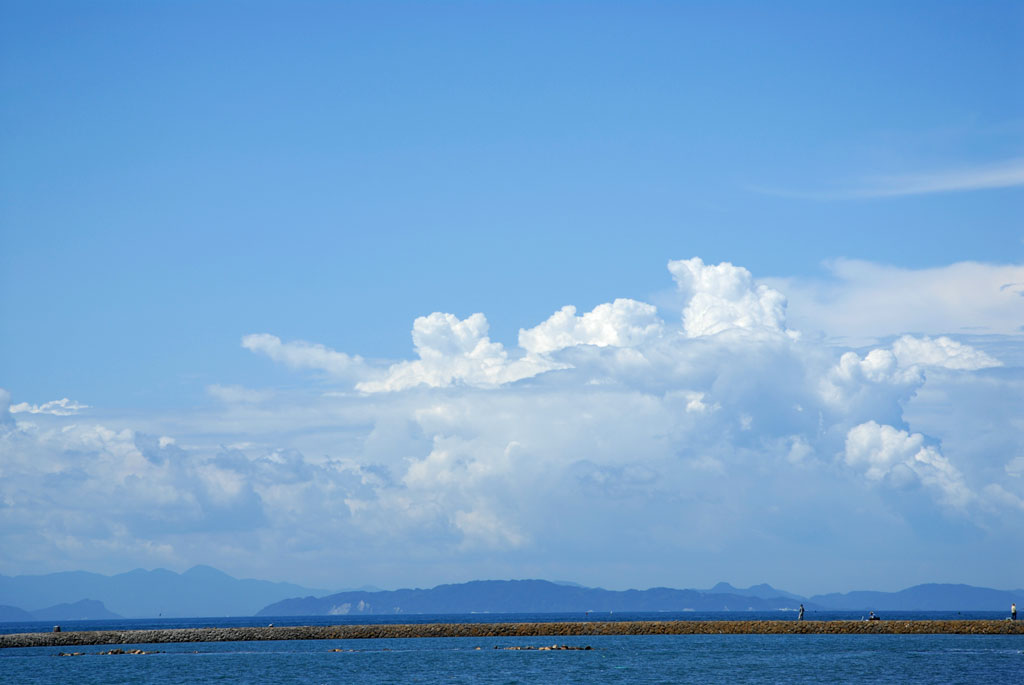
<box><xmin>3</xmin><ymin>620</ymin><xmax>1023</xmax><ymax>648</ymax></box>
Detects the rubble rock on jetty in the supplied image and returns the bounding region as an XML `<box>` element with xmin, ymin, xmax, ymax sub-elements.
<box><xmin>2</xmin><ymin>620</ymin><xmax>1022</xmax><ymax>649</ymax></box>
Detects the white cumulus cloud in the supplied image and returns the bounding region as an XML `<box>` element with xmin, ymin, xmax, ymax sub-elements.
<box><xmin>518</xmin><ymin>299</ymin><xmax>664</xmax><ymax>354</ymax></box>
<box><xmin>356</xmin><ymin>312</ymin><xmax>557</xmax><ymax>392</ymax></box>
<box><xmin>891</xmin><ymin>335</ymin><xmax>1002</xmax><ymax>371</ymax></box>
<box><xmin>820</xmin><ymin>334</ymin><xmax>1001</xmax><ymax>429</ymax></box>
<box><xmin>3</xmin><ymin>256</ymin><xmax>1021</xmax><ymax>590</ymax></box>
<box><xmin>843</xmin><ymin>421</ymin><xmax>972</xmax><ymax>508</ymax></box>
<box><xmin>668</xmin><ymin>257</ymin><xmax>789</xmax><ymax>338</ymax></box>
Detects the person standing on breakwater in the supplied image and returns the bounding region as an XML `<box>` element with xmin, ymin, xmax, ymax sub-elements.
<box><xmin>1012</xmin><ymin>603</ymin><xmax>1017</xmax><ymax>621</ymax></box>
<box><xmin>798</xmin><ymin>604</ymin><xmax>804</xmax><ymax>621</ymax></box>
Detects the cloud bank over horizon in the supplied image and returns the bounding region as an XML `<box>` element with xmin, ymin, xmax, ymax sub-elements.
<box><xmin>2</xmin><ymin>258</ymin><xmax>1022</xmax><ymax>593</ymax></box>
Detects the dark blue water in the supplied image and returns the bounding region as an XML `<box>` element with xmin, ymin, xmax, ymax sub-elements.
<box><xmin>2</xmin><ymin>633</ymin><xmax>1022</xmax><ymax>684</ymax></box>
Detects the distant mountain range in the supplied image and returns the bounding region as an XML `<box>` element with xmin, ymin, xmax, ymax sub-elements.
<box><xmin>1</xmin><ymin>566</ymin><xmax>1020</xmax><ymax>621</ymax></box>
<box><xmin>0</xmin><ymin>565</ymin><xmax>329</xmax><ymax>619</ymax></box>
<box><xmin>0</xmin><ymin>599</ymin><xmax>121</xmax><ymax>622</ymax></box>
<box><xmin>704</xmin><ymin>582</ymin><xmax>806</xmax><ymax>603</ymax></box>
<box><xmin>260</xmin><ymin>581</ymin><xmax>1023</xmax><ymax>617</ymax></box>
<box><xmin>257</xmin><ymin>579</ymin><xmax>804</xmax><ymax>616</ymax></box>
<box><xmin>0</xmin><ymin>598</ymin><xmax>124</xmax><ymax>622</ymax></box>
<box><xmin>807</xmin><ymin>584</ymin><xmax>1023</xmax><ymax>612</ymax></box>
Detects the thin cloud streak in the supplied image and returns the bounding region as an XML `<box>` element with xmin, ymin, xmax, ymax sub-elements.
<box><xmin>864</xmin><ymin>158</ymin><xmax>1024</xmax><ymax>197</ymax></box>
<box><xmin>752</xmin><ymin>158</ymin><xmax>1024</xmax><ymax>200</ymax></box>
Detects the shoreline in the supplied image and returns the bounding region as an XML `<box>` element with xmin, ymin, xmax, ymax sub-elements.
<box><xmin>2</xmin><ymin>620</ymin><xmax>1023</xmax><ymax>648</ymax></box>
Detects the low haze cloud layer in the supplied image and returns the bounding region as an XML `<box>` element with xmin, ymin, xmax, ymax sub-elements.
<box><xmin>2</xmin><ymin>258</ymin><xmax>1022</xmax><ymax>594</ymax></box>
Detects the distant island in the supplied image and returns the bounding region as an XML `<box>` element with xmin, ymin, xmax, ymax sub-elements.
<box><xmin>257</xmin><ymin>579</ymin><xmax>806</xmax><ymax>616</ymax></box>
<box><xmin>0</xmin><ymin>566</ymin><xmax>1019</xmax><ymax>621</ymax></box>
<box><xmin>257</xmin><ymin>580</ymin><xmax>1022</xmax><ymax>617</ymax></box>
<box><xmin>0</xmin><ymin>599</ymin><xmax>120</xmax><ymax>622</ymax></box>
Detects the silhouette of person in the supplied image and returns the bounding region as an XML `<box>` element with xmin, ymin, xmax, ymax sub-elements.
<box><xmin>798</xmin><ymin>604</ymin><xmax>804</xmax><ymax>621</ymax></box>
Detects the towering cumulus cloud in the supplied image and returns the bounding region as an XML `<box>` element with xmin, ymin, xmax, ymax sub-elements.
<box><xmin>2</xmin><ymin>257</ymin><xmax>1021</xmax><ymax>590</ymax></box>
<box><xmin>668</xmin><ymin>257</ymin><xmax>789</xmax><ymax>337</ymax></box>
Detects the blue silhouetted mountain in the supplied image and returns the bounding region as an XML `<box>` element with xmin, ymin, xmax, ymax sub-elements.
<box><xmin>809</xmin><ymin>584</ymin><xmax>1024</xmax><ymax>611</ymax></box>
<box><xmin>0</xmin><ymin>599</ymin><xmax>119</xmax><ymax>621</ymax></box>
<box><xmin>0</xmin><ymin>566</ymin><xmax>329</xmax><ymax>618</ymax></box>
<box><xmin>256</xmin><ymin>579</ymin><xmax>807</xmax><ymax>616</ymax></box>
<box><xmin>3</xmin><ymin>569</ymin><xmax>1019</xmax><ymax>620</ymax></box>
<box><xmin>30</xmin><ymin>599</ymin><xmax>121</xmax><ymax>621</ymax></box>
<box><xmin>705</xmin><ymin>582</ymin><xmax>806</xmax><ymax>602</ymax></box>
<box><xmin>0</xmin><ymin>604</ymin><xmax>34</xmax><ymax>621</ymax></box>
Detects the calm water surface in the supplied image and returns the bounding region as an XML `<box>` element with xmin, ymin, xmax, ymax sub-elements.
<box><xmin>2</xmin><ymin>633</ymin><xmax>1022</xmax><ymax>684</ymax></box>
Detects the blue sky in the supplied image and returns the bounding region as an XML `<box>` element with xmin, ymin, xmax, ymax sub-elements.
<box><xmin>1</xmin><ymin>2</ymin><xmax>1022</xmax><ymax>595</ymax></box>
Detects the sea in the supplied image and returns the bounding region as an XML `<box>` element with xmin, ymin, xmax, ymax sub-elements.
<box><xmin>1</xmin><ymin>612</ymin><xmax>1020</xmax><ymax>684</ymax></box>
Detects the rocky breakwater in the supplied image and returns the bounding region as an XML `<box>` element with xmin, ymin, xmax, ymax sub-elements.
<box><xmin>3</xmin><ymin>620</ymin><xmax>1023</xmax><ymax>648</ymax></box>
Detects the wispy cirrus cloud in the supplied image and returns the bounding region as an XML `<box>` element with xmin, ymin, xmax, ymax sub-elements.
<box><xmin>9</xmin><ymin>397</ymin><xmax>89</xmax><ymax>416</ymax></box>
<box><xmin>859</xmin><ymin>158</ymin><xmax>1024</xmax><ymax>197</ymax></box>
<box><xmin>765</xmin><ymin>260</ymin><xmax>1024</xmax><ymax>343</ymax></box>
<box><xmin>206</xmin><ymin>384</ymin><xmax>275</xmax><ymax>404</ymax></box>
<box><xmin>242</xmin><ymin>333</ymin><xmax>367</xmax><ymax>379</ymax></box>
<box><xmin>753</xmin><ymin>158</ymin><xmax>1024</xmax><ymax>200</ymax></box>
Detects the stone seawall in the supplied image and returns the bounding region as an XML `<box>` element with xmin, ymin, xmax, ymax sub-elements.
<box><xmin>3</xmin><ymin>620</ymin><xmax>1023</xmax><ymax>648</ymax></box>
